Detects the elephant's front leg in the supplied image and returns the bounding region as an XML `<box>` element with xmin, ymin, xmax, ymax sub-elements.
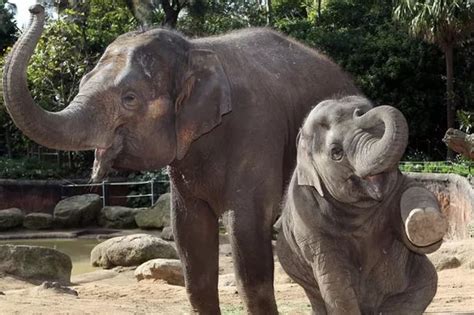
<box><xmin>171</xmin><ymin>187</ymin><xmax>220</xmax><ymax>314</ymax></box>
<box><xmin>310</xmin><ymin>245</ymin><xmax>361</xmax><ymax>315</ymax></box>
<box><xmin>400</xmin><ymin>186</ymin><xmax>448</xmax><ymax>250</ymax></box>
<box><xmin>226</xmin><ymin>199</ymin><xmax>279</xmax><ymax>315</ymax></box>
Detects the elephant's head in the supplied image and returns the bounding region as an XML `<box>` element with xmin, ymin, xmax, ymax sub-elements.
<box><xmin>2</xmin><ymin>5</ymin><xmax>231</xmax><ymax>181</ymax></box>
<box><xmin>296</xmin><ymin>96</ymin><xmax>408</xmax><ymax>207</ymax></box>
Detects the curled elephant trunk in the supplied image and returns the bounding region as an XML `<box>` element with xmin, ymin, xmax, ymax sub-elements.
<box><xmin>352</xmin><ymin>105</ymin><xmax>408</xmax><ymax>177</ymax></box>
<box><xmin>2</xmin><ymin>5</ymin><xmax>102</xmax><ymax>151</ymax></box>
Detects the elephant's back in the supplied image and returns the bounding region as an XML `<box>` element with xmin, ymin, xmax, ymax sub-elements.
<box><xmin>194</xmin><ymin>28</ymin><xmax>358</xmax><ymax>120</ymax></box>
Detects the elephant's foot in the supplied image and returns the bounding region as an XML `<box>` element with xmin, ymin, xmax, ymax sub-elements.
<box><xmin>405</xmin><ymin>207</ymin><xmax>448</xmax><ymax>247</ymax></box>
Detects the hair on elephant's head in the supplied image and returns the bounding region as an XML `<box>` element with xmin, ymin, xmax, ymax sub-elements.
<box><xmin>296</xmin><ymin>96</ymin><xmax>408</xmax><ymax>207</ymax></box>
<box><xmin>2</xmin><ymin>5</ymin><xmax>231</xmax><ymax>182</ymax></box>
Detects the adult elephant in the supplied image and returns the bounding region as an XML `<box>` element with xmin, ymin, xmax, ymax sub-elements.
<box><xmin>3</xmin><ymin>5</ymin><xmax>359</xmax><ymax>314</ymax></box>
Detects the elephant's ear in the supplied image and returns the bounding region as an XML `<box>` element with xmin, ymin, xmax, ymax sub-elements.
<box><xmin>295</xmin><ymin>131</ymin><xmax>324</xmax><ymax>197</ymax></box>
<box><xmin>175</xmin><ymin>49</ymin><xmax>232</xmax><ymax>160</ymax></box>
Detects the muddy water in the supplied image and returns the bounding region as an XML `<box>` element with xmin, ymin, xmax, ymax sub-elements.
<box><xmin>0</xmin><ymin>238</ymin><xmax>102</xmax><ymax>275</ymax></box>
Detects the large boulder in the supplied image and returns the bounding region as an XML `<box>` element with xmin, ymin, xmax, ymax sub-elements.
<box><xmin>23</xmin><ymin>213</ymin><xmax>53</xmax><ymax>230</ymax></box>
<box><xmin>91</xmin><ymin>234</ymin><xmax>178</xmax><ymax>269</ymax></box>
<box><xmin>0</xmin><ymin>208</ymin><xmax>24</xmax><ymax>230</ymax></box>
<box><xmin>135</xmin><ymin>193</ymin><xmax>171</xmax><ymax>229</ymax></box>
<box><xmin>0</xmin><ymin>245</ymin><xmax>72</xmax><ymax>283</ymax></box>
<box><xmin>54</xmin><ymin>194</ymin><xmax>101</xmax><ymax>227</ymax></box>
<box><xmin>134</xmin><ymin>258</ymin><xmax>184</xmax><ymax>286</ymax></box>
<box><xmin>98</xmin><ymin>206</ymin><xmax>144</xmax><ymax>229</ymax></box>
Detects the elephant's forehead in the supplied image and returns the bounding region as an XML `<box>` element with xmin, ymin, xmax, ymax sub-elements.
<box><xmin>307</xmin><ymin>104</ymin><xmax>352</xmax><ymax>126</ymax></box>
<box><xmin>101</xmin><ymin>46</ymin><xmax>132</xmax><ymax>63</ymax></box>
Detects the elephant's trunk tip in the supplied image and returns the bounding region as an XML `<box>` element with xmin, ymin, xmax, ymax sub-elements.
<box><xmin>29</xmin><ymin>4</ymin><xmax>45</xmax><ymax>15</ymax></box>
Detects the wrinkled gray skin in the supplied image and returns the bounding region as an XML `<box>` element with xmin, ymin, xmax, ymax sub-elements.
<box><xmin>3</xmin><ymin>5</ymin><xmax>360</xmax><ymax>314</ymax></box>
<box><xmin>277</xmin><ymin>96</ymin><xmax>448</xmax><ymax>315</ymax></box>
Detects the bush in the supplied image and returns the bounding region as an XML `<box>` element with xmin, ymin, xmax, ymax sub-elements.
<box><xmin>399</xmin><ymin>160</ymin><xmax>473</xmax><ymax>177</ymax></box>
<box><xmin>0</xmin><ymin>156</ymin><xmax>80</xmax><ymax>179</ymax></box>
<box><xmin>126</xmin><ymin>170</ymin><xmax>170</xmax><ymax>207</ymax></box>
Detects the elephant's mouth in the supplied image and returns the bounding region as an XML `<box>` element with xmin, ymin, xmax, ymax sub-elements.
<box><xmin>351</xmin><ymin>173</ymin><xmax>387</xmax><ymax>202</ymax></box>
<box><xmin>91</xmin><ymin>134</ymin><xmax>124</xmax><ymax>182</ymax></box>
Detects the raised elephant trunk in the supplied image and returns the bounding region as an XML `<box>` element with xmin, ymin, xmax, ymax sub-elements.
<box><xmin>353</xmin><ymin>106</ymin><xmax>408</xmax><ymax>177</ymax></box>
<box><xmin>2</xmin><ymin>5</ymin><xmax>101</xmax><ymax>151</ymax></box>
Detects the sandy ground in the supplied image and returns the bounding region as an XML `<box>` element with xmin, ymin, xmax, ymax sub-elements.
<box><xmin>0</xmin><ymin>240</ymin><xmax>473</xmax><ymax>314</ymax></box>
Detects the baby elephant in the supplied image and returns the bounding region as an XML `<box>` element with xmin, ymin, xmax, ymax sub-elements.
<box><xmin>277</xmin><ymin>96</ymin><xmax>447</xmax><ymax>315</ymax></box>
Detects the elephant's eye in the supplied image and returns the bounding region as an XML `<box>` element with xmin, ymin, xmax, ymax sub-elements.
<box><xmin>122</xmin><ymin>92</ymin><xmax>138</xmax><ymax>109</ymax></box>
<box><xmin>330</xmin><ymin>145</ymin><xmax>344</xmax><ymax>161</ymax></box>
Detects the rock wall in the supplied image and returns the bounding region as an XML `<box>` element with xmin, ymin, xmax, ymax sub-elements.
<box><xmin>406</xmin><ymin>173</ymin><xmax>474</xmax><ymax>240</ymax></box>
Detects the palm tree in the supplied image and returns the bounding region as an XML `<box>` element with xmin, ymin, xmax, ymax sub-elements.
<box><xmin>394</xmin><ymin>0</ymin><xmax>474</xmax><ymax>159</ymax></box>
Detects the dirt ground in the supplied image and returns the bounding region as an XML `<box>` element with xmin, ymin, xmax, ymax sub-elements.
<box><xmin>1</xmin><ymin>240</ymin><xmax>473</xmax><ymax>315</ymax></box>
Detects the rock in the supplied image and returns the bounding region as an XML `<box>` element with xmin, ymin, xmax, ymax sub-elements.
<box><xmin>91</xmin><ymin>234</ymin><xmax>178</xmax><ymax>269</ymax></box>
<box><xmin>428</xmin><ymin>239</ymin><xmax>474</xmax><ymax>270</ymax></box>
<box><xmin>160</xmin><ymin>226</ymin><xmax>174</xmax><ymax>241</ymax></box>
<box><xmin>0</xmin><ymin>208</ymin><xmax>23</xmax><ymax>230</ymax></box>
<box><xmin>0</xmin><ymin>245</ymin><xmax>72</xmax><ymax>284</ymax></box>
<box><xmin>134</xmin><ymin>193</ymin><xmax>171</xmax><ymax>229</ymax></box>
<box><xmin>98</xmin><ymin>206</ymin><xmax>144</xmax><ymax>229</ymax></box>
<box><xmin>134</xmin><ymin>259</ymin><xmax>184</xmax><ymax>286</ymax></box>
<box><xmin>54</xmin><ymin>194</ymin><xmax>101</xmax><ymax>228</ymax></box>
<box><xmin>31</xmin><ymin>281</ymin><xmax>78</xmax><ymax>296</ymax></box>
<box><xmin>434</xmin><ymin>256</ymin><xmax>461</xmax><ymax>271</ymax></box>
<box><xmin>23</xmin><ymin>213</ymin><xmax>53</xmax><ymax>230</ymax></box>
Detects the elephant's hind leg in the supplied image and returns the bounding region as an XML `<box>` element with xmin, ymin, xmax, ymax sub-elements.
<box><xmin>379</xmin><ymin>257</ymin><xmax>437</xmax><ymax>315</ymax></box>
<box><xmin>171</xmin><ymin>187</ymin><xmax>220</xmax><ymax>314</ymax></box>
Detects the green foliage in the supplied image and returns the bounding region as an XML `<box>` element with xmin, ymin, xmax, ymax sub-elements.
<box><xmin>399</xmin><ymin>160</ymin><xmax>473</xmax><ymax>177</ymax></box>
<box><xmin>394</xmin><ymin>0</ymin><xmax>474</xmax><ymax>48</ymax></box>
<box><xmin>25</xmin><ymin>0</ymin><xmax>137</xmax><ymax>113</ymax></box>
<box><xmin>126</xmin><ymin>170</ymin><xmax>170</xmax><ymax>207</ymax></box>
<box><xmin>0</xmin><ymin>0</ymin><xmax>137</xmax><ymax>169</ymax></box>
<box><xmin>178</xmin><ymin>0</ymin><xmax>267</xmax><ymax>36</ymax></box>
<box><xmin>0</xmin><ymin>0</ymin><xmax>17</xmax><ymax>53</ymax></box>
<box><xmin>457</xmin><ymin>110</ymin><xmax>473</xmax><ymax>133</ymax></box>
<box><xmin>0</xmin><ymin>156</ymin><xmax>84</xmax><ymax>179</ymax></box>
<box><xmin>275</xmin><ymin>1</ymin><xmax>459</xmax><ymax>159</ymax></box>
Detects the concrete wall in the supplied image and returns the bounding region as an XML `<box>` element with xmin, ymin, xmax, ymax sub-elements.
<box><xmin>406</xmin><ymin>173</ymin><xmax>474</xmax><ymax>240</ymax></box>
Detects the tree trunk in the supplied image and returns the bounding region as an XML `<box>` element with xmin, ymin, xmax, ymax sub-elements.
<box><xmin>317</xmin><ymin>0</ymin><xmax>321</xmax><ymax>18</ymax></box>
<box><xmin>445</xmin><ymin>43</ymin><xmax>456</xmax><ymax>160</ymax></box>
<box><xmin>161</xmin><ymin>0</ymin><xmax>180</xmax><ymax>29</ymax></box>
<box><xmin>266</xmin><ymin>0</ymin><xmax>272</xmax><ymax>26</ymax></box>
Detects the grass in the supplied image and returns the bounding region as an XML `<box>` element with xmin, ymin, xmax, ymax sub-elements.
<box><xmin>399</xmin><ymin>161</ymin><xmax>473</xmax><ymax>177</ymax></box>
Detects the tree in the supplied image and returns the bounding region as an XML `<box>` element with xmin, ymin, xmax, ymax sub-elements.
<box><xmin>0</xmin><ymin>0</ymin><xmax>17</xmax><ymax>53</ymax></box>
<box><xmin>124</xmin><ymin>0</ymin><xmax>187</xmax><ymax>28</ymax></box>
<box><xmin>178</xmin><ymin>0</ymin><xmax>266</xmax><ymax>36</ymax></box>
<box><xmin>394</xmin><ymin>0</ymin><xmax>474</xmax><ymax>159</ymax></box>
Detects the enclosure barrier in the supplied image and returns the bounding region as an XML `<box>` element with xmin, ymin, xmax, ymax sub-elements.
<box><xmin>59</xmin><ymin>161</ymin><xmax>472</xmax><ymax>208</ymax></box>
<box><xmin>61</xmin><ymin>179</ymin><xmax>169</xmax><ymax>207</ymax></box>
